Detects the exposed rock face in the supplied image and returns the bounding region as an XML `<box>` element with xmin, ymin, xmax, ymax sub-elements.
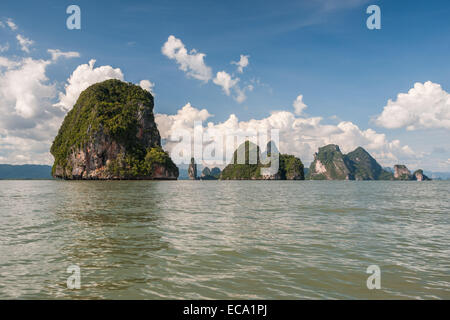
<box><xmin>188</xmin><ymin>157</ymin><xmax>198</xmax><ymax>180</ymax></box>
<box><xmin>413</xmin><ymin>169</ymin><xmax>431</xmax><ymax>181</ymax></box>
<box><xmin>308</xmin><ymin>145</ymin><xmax>393</xmax><ymax>180</ymax></box>
<box><xmin>391</xmin><ymin>165</ymin><xmax>431</xmax><ymax>181</ymax></box>
<box><xmin>51</xmin><ymin>79</ymin><xmax>178</xmax><ymax>180</ymax></box>
<box><xmin>394</xmin><ymin>165</ymin><xmax>412</xmax><ymax>180</ymax></box>
<box><xmin>307</xmin><ymin>145</ymin><xmax>351</xmax><ymax>180</ymax></box>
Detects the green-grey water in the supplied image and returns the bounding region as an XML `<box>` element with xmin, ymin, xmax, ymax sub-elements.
<box><xmin>0</xmin><ymin>180</ymin><xmax>448</xmax><ymax>299</ymax></box>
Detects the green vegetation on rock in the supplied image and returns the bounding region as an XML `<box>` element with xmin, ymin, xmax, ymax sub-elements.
<box><xmin>307</xmin><ymin>144</ymin><xmax>351</xmax><ymax>180</ymax></box>
<box><xmin>50</xmin><ymin>79</ymin><xmax>178</xmax><ymax>179</ymax></box>
<box><xmin>279</xmin><ymin>154</ymin><xmax>304</xmax><ymax>180</ymax></box>
<box><xmin>106</xmin><ymin>146</ymin><xmax>178</xmax><ymax>179</ymax></box>
<box><xmin>220</xmin><ymin>141</ymin><xmax>304</xmax><ymax>180</ymax></box>
<box><xmin>220</xmin><ymin>141</ymin><xmax>262</xmax><ymax>179</ymax></box>
<box><xmin>345</xmin><ymin>147</ymin><xmax>393</xmax><ymax>180</ymax></box>
<box><xmin>308</xmin><ymin>145</ymin><xmax>393</xmax><ymax>180</ymax></box>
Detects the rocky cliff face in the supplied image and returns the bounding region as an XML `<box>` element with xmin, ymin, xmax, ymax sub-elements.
<box><xmin>307</xmin><ymin>145</ymin><xmax>351</xmax><ymax>180</ymax></box>
<box><xmin>393</xmin><ymin>165</ymin><xmax>431</xmax><ymax>181</ymax></box>
<box><xmin>308</xmin><ymin>145</ymin><xmax>393</xmax><ymax>180</ymax></box>
<box><xmin>394</xmin><ymin>165</ymin><xmax>412</xmax><ymax>180</ymax></box>
<box><xmin>51</xmin><ymin>79</ymin><xmax>178</xmax><ymax>180</ymax></box>
<box><xmin>188</xmin><ymin>157</ymin><xmax>198</xmax><ymax>180</ymax></box>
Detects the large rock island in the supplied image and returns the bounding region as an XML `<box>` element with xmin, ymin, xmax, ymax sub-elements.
<box><xmin>51</xmin><ymin>79</ymin><xmax>178</xmax><ymax>180</ymax></box>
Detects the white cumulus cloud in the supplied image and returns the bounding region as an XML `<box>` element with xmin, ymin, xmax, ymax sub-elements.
<box><xmin>0</xmin><ymin>57</ymin><xmax>54</xmax><ymax>118</ymax></box>
<box><xmin>156</xmin><ymin>100</ymin><xmax>415</xmax><ymax>167</ymax></box>
<box><xmin>231</xmin><ymin>54</ymin><xmax>250</xmax><ymax>73</ymax></box>
<box><xmin>213</xmin><ymin>71</ymin><xmax>239</xmax><ymax>96</ymax></box>
<box><xmin>375</xmin><ymin>81</ymin><xmax>450</xmax><ymax>130</ymax></box>
<box><xmin>0</xmin><ymin>55</ymin><xmax>64</xmax><ymax>164</ymax></box>
<box><xmin>139</xmin><ymin>79</ymin><xmax>155</xmax><ymax>95</ymax></box>
<box><xmin>293</xmin><ymin>94</ymin><xmax>307</xmax><ymax>115</ymax></box>
<box><xmin>54</xmin><ymin>59</ymin><xmax>124</xmax><ymax>111</ymax></box>
<box><xmin>162</xmin><ymin>35</ymin><xmax>212</xmax><ymax>82</ymax></box>
<box><xmin>213</xmin><ymin>70</ymin><xmax>252</xmax><ymax>103</ymax></box>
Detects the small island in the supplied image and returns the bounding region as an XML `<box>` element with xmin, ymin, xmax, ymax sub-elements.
<box><xmin>50</xmin><ymin>79</ymin><xmax>178</xmax><ymax>180</ymax></box>
<box><xmin>220</xmin><ymin>141</ymin><xmax>305</xmax><ymax>180</ymax></box>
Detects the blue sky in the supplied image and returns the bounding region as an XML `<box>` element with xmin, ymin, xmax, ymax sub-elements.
<box><xmin>1</xmin><ymin>0</ymin><xmax>449</xmax><ymax>171</ymax></box>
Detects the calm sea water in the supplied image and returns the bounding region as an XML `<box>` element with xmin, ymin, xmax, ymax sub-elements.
<box><xmin>0</xmin><ymin>180</ymin><xmax>448</xmax><ymax>299</ymax></box>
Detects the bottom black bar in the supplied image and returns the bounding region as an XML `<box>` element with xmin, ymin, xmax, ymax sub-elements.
<box><xmin>0</xmin><ymin>300</ymin><xmax>446</xmax><ymax>318</ymax></box>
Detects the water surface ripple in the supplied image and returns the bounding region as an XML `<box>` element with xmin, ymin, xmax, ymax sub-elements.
<box><xmin>0</xmin><ymin>180</ymin><xmax>448</xmax><ymax>299</ymax></box>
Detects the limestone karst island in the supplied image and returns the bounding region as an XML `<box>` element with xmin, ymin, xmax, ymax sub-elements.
<box><xmin>50</xmin><ymin>79</ymin><xmax>430</xmax><ymax>182</ymax></box>
<box><xmin>51</xmin><ymin>79</ymin><xmax>178</xmax><ymax>180</ymax></box>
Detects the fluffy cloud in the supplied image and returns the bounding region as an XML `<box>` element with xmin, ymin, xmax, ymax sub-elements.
<box><xmin>16</xmin><ymin>35</ymin><xmax>33</xmax><ymax>53</ymax></box>
<box><xmin>139</xmin><ymin>80</ymin><xmax>155</xmax><ymax>95</ymax></box>
<box><xmin>231</xmin><ymin>54</ymin><xmax>249</xmax><ymax>73</ymax></box>
<box><xmin>54</xmin><ymin>59</ymin><xmax>124</xmax><ymax>110</ymax></box>
<box><xmin>162</xmin><ymin>36</ymin><xmax>253</xmax><ymax>102</ymax></box>
<box><xmin>156</xmin><ymin>101</ymin><xmax>415</xmax><ymax>167</ymax></box>
<box><xmin>213</xmin><ymin>70</ymin><xmax>253</xmax><ymax>103</ymax></box>
<box><xmin>375</xmin><ymin>81</ymin><xmax>450</xmax><ymax>130</ymax></box>
<box><xmin>47</xmin><ymin>49</ymin><xmax>80</xmax><ymax>61</ymax></box>
<box><xmin>293</xmin><ymin>94</ymin><xmax>307</xmax><ymax>115</ymax></box>
<box><xmin>0</xmin><ymin>57</ymin><xmax>54</xmax><ymax>118</ymax></box>
<box><xmin>155</xmin><ymin>103</ymin><xmax>212</xmax><ymax>139</ymax></box>
<box><xmin>0</xmin><ymin>55</ymin><xmax>66</xmax><ymax>164</ymax></box>
<box><xmin>213</xmin><ymin>71</ymin><xmax>239</xmax><ymax>96</ymax></box>
<box><xmin>6</xmin><ymin>18</ymin><xmax>18</xmax><ymax>31</ymax></box>
<box><xmin>162</xmin><ymin>35</ymin><xmax>212</xmax><ymax>82</ymax></box>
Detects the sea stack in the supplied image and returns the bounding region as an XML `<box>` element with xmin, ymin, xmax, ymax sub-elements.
<box><xmin>50</xmin><ymin>79</ymin><xmax>178</xmax><ymax>180</ymax></box>
<box><xmin>188</xmin><ymin>157</ymin><xmax>198</xmax><ymax>180</ymax></box>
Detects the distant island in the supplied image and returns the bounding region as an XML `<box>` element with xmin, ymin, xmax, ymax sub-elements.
<box><xmin>187</xmin><ymin>159</ymin><xmax>221</xmax><ymax>180</ymax></box>
<box><xmin>187</xmin><ymin>142</ymin><xmax>431</xmax><ymax>181</ymax></box>
<box><xmin>220</xmin><ymin>141</ymin><xmax>304</xmax><ymax>180</ymax></box>
<box><xmin>307</xmin><ymin>144</ymin><xmax>430</xmax><ymax>181</ymax></box>
<box><xmin>50</xmin><ymin>79</ymin><xmax>178</xmax><ymax>180</ymax></box>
